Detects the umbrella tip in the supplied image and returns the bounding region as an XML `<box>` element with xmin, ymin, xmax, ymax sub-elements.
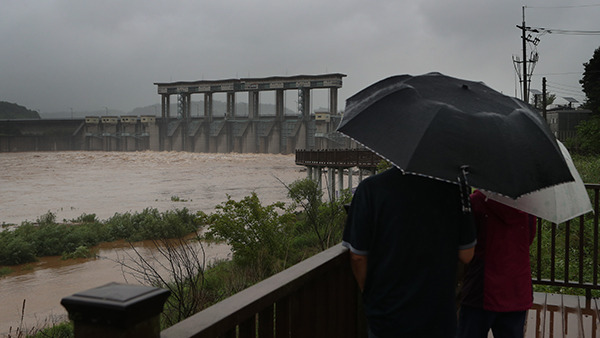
<box><xmin>462</xmin><ymin>84</ymin><xmax>469</xmax><ymax>90</ymax></box>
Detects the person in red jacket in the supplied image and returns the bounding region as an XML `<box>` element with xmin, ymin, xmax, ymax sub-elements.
<box><xmin>457</xmin><ymin>190</ymin><xmax>536</xmax><ymax>338</ymax></box>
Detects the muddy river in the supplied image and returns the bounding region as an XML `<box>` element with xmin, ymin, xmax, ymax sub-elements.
<box><xmin>0</xmin><ymin>151</ymin><xmax>307</xmax><ymax>334</ymax></box>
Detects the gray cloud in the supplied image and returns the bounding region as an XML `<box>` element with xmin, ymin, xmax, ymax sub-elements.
<box><xmin>0</xmin><ymin>0</ymin><xmax>597</xmax><ymax>114</ymax></box>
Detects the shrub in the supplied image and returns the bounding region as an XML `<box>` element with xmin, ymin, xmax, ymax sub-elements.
<box><xmin>30</xmin><ymin>321</ymin><xmax>74</xmax><ymax>337</ymax></box>
<box><xmin>0</xmin><ymin>209</ymin><xmax>201</xmax><ymax>265</ymax></box>
<box><xmin>201</xmin><ymin>193</ymin><xmax>296</xmax><ymax>278</ymax></box>
<box><xmin>287</xmin><ymin>178</ymin><xmax>352</xmax><ymax>250</ymax></box>
<box><xmin>568</xmin><ymin>115</ymin><xmax>600</xmax><ymax>155</ymax></box>
<box><xmin>62</xmin><ymin>245</ymin><xmax>96</xmax><ymax>260</ymax></box>
<box><xmin>0</xmin><ymin>234</ymin><xmax>37</xmax><ymax>265</ymax></box>
<box><xmin>36</xmin><ymin>211</ymin><xmax>57</xmax><ymax>226</ymax></box>
<box><xmin>116</xmin><ymin>233</ymin><xmax>209</xmax><ymax>327</ymax></box>
<box><xmin>70</xmin><ymin>213</ymin><xmax>97</xmax><ymax>223</ymax></box>
<box><xmin>0</xmin><ymin>266</ymin><xmax>13</xmax><ymax>277</ymax></box>
<box><xmin>105</xmin><ymin>208</ymin><xmax>199</xmax><ymax>242</ymax></box>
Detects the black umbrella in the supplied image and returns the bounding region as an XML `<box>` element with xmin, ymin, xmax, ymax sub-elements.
<box><xmin>337</xmin><ymin>72</ymin><xmax>573</xmax><ymax>199</ymax></box>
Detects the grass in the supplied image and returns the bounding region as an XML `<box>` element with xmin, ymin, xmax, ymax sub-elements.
<box><xmin>0</xmin><ymin>266</ymin><xmax>12</xmax><ymax>277</ymax></box>
<box><xmin>171</xmin><ymin>195</ymin><xmax>189</xmax><ymax>202</ymax></box>
<box><xmin>573</xmin><ymin>154</ymin><xmax>600</xmax><ymax>183</ymax></box>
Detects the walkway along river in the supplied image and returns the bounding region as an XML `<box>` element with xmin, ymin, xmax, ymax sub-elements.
<box><xmin>0</xmin><ymin>151</ymin><xmax>308</xmax><ymax>334</ymax></box>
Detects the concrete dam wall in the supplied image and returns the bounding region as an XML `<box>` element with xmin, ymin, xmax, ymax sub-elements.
<box><xmin>0</xmin><ymin>114</ymin><xmax>349</xmax><ymax>153</ymax></box>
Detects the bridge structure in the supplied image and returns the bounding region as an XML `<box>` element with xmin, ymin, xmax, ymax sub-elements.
<box><xmin>154</xmin><ymin>73</ymin><xmax>347</xmax><ymax>154</ymax></box>
<box><xmin>295</xmin><ymin>148</ymin><xmax>381</xmax><ymax>199</ymax></box>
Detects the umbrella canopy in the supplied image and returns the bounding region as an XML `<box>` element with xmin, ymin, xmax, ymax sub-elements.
<box><xmin>480</xmin><ymin>141</ymin><xmax>593</xmax><ymax>224</ymax></box>
<box><xmin>337</xmin><ymin>72</ymin><xmax>574</xmax><ymax>198</ymax></box>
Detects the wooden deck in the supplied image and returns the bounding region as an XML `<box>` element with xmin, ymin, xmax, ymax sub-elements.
<box><xmin>525</xmin><ymin>293</ymin><xmax>600</xmax><ymax>338</ymax></box>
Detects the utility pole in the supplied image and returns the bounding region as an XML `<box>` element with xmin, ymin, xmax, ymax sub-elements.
<box><xmin>542</xmin><ymin>77</ymin><xmax>547</xmax><ymax>121</ymax></box>
<box><xmin>515</xmin><ymin>6</ymin><xmax>539</xmax><ymax>104</ymax></box>
<box><xmin>521</xmin><ymin>7</ymin><xmax>528</xmax><ymax>103</ymax></box>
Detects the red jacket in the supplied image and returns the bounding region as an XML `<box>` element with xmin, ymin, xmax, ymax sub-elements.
<box><xmin>460</xmin><ymin>190</ymin><xmax>536</xmax><ymax>312</ymax></box>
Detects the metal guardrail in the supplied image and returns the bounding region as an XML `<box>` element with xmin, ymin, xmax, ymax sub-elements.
<box><xmin>531</xmin><ymin>184</ymin><xmax>600</xmax><ymax>298</ymax></box>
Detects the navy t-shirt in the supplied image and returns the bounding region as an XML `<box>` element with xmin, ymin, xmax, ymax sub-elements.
<box><xmin>342</xmin><ymin>168</ymin><xmax>476</xmax><ymax>337</ymax></box>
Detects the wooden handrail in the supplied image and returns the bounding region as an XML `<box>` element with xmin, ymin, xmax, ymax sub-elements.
<box><xmin>161</xmin><ymin>244</ymin><xmax>366</xmax><ymax>338</ymax></box>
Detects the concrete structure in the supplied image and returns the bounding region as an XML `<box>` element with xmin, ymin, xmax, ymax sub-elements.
<box><xmin>546</xmin><ymin>107</ymin><xmax>592</xmax><ymax>141</ymax></box>
<box><xmin>295</xmin><ymin>149</ymin><xmax>382</xmax><ymax>200</ymax></box>
<box><xmin>0</xmin><ymin>74</ymin><xmax>352</xmax><ymax>153</ymax></box>
<box><xmin>154</xmin><ymin>73</ymin><xmax>347</xmax><ymax>154</ymax></box>
<box><xmin>83</xmin><ymin>115</ymin><xmax>155</xmax><ymax>151</ymax></box>
<box><xmin>0</xmin><ymin>119</ymin><xmax>85</xmax><ymax>152</ymax></box>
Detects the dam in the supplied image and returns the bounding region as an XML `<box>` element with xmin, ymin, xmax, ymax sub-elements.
<box><xmin>0</xmin><ymin>74</ymin><xmax>351</xmax><ymax>153</ymax></box>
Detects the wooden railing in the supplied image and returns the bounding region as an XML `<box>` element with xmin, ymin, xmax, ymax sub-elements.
<box><xmin>295</xmin><ymin>149</ymin><xmax>382</xmax><ymax>168</ymax></box>
<box><xmin>160</xmin><ymin>245</ymin><xmax>366</xmax><ymax>338</ymax></box>
<box><xmin>531</xmin><ymin>184</ymin><xmax>600</xmax><ymax>298</ymax></box>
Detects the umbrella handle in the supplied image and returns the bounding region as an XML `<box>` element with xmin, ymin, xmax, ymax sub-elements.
<box><xmin>458</xmin><ymin>165</ymin><xmax>472</xmax><ymax>214</ymax></box>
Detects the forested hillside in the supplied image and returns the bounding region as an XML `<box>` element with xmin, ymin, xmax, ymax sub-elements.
<box><xmin>0</xmin><ymin>101</ymin><xmax>40</xmax><ymax>119</ymax></box>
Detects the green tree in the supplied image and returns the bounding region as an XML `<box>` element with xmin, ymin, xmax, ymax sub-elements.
<box><xmin>531</xmin><ymin>92</ymin><xmax>556</xmax><ymax>110</ymax></box>
<box><xmin>287</xmin><ymin>178</ymin><xmax>352</xmax><ymax>251</ymax></box>
<box><xmin>571</xmin><ymin>115</ymin><xmax>600</xmax><ymax>155</ymax></box>
<box><xmin>0</xmin><ymin>101</ymin><xmax>40</xmax><ymax>119</ymax></box>
<box><xmin>568</xmin><ymin>46</ymin><xmax>600</xmax><ymax>154</ymax></box>
<box><xmin>201</xmin><ymin>193</ymin><xmax>296</xmax><ymax>278</ymax></box>
<box><xmin>580</xmin><ymin>46</ymin><xmax>600</xmax><ymax>114</ymax></box>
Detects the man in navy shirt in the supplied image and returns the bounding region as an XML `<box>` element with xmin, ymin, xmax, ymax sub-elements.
<box><xmin>342</xmin><ymin>168</ymin><xmax>476</xmax><ymax>337</ymax></box>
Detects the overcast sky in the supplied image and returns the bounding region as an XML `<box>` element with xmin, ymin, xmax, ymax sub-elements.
<box><xmin>1</xmin><ymin>1</ymin><xmax>599</xmax><ymax>114</ymax></box>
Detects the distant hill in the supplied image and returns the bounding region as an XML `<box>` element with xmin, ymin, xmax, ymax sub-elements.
<box><xmin>0</xmin><ymin>101</ymin><xmax>41</xmax><ymax>119</ymax></box>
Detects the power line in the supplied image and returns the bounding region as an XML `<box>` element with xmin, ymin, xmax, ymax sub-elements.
<box><xmin>514</xmin><ymin>5</ymin><xmax>599</xmax><ymax>101</ymax></box>
<box><xmin>545</xmin><ymin>84</ymin><xmax>586</xmax><ymax>101</ymax></box>
<box><xmin>547</xmin><ymin>80</ymin><xmax>583</xmax><ymax>91</ymax></box>
<box><xmin>526</xmin><ymin>4</ymin><xmax>600</xmax><ymax>9</ymax></box>
<box><xmin>546</xmin><ymin>83</ymin><xmax>583</xmax><ymax>91</ymax></box>
<box><xmin>533</xmin><ymin>72</ymin><xmax>582</xmax><ymax>76</ymax></box>
<box><xmin>546</xmin><ymin>86</ymin><xmax>585</xmax><ymax>98</ymax></box>
<box><xmin>530</xmin><ymin>28</ymin><xmax>600</xmax><ymax>35</ymax></box>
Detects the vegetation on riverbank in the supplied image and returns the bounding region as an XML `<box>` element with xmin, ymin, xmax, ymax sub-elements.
<box><xmin>0</xmin><ymin>208</ymin><xmax>200</xmax><ymax>266</ymax></box>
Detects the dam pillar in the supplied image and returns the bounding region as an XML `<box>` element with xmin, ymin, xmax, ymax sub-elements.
<box><xmin>275</xmin><ymin>89</ymin><xmax>284</xmax><ymax>121</ymax></box>
<box><xmin>248</xmin><ymin>91</ymin><xmax>259</xmax><ymax>119</ymax></box>
<box><xmin>330</xmin><ymin>87</ymin><xmax>338</xmax><ymax>115</ymax></box>
<box><xmin>226</xmin><ymin>92</ymin><xmax>235</xmax><ymax>119</ymax></box>
<box><xmin>160</xmin><ymin>94</ymin><xmax>171</xmax><ymax>151</ymax></box>
<box><xmin>204</xmin><ymin>93</ymin><xmax>213</xmax><ymax>121</ymax></box>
